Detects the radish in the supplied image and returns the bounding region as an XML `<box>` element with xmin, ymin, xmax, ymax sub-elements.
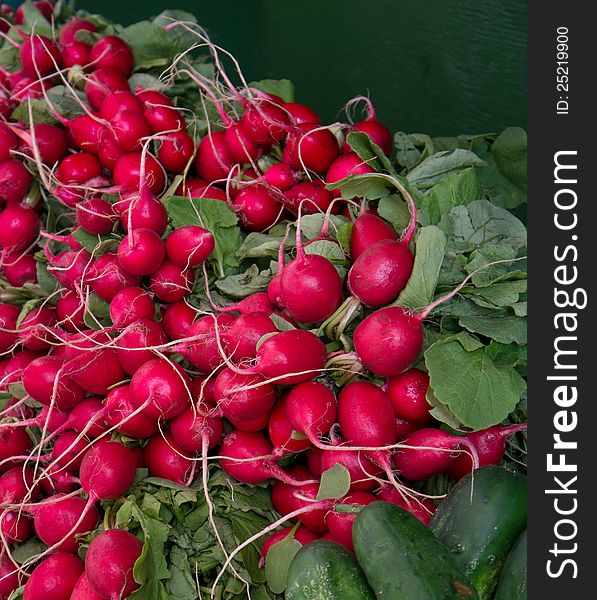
<box><xmin>283</xmin><ymin>181</ymin><xmax>334</xmax><ymax>215</ymax></box>
<box><xmin>56</xmin><ymin>152</ymin><xmax>103</xmax><ymax>187</ymax></box>
<box><xmin>117</xmin><ymin>228</ymin><xmax>166</xmax><ymax>276</ymax></box>
<box><xmin>32</xmin><ymin>494</ymin><xmax>99</xmax><ymax>553</ymax></box>
<box><xmin>45</xmin><ymin>247</ymin><xmax>92</xmax><ymax>291</ymax></box>
<box><xmin>129</xmin><ymin>358</ymin><xmax>191</xmax><ymax>419</ymax></box>
<box><xmin>285</xmin><ymin>382</ymin><xmax>337</xmax><ymax>446</ymax></box>
<box><xmin>70</xmin><ymin>572</ymin><xmax>103</xmax><ymax>600</ymax></box>
<box><xmin>326</xmin><ymin>152</ymin><xmax>376</xmax><ymax>196</ymax></box>
<box><xmin>100</xmin><ymin>91</ymin><xmax>144</xmax><ymax>120</ymax></box>
<box><xmin>0</xmin><ymin>304</ymin><xmax>19</xmax><ymax>352</ymax></box>
<box><xmin>326</xmin><ymin>491</ymin><xmax>376</xmax><ymax>550</ymax></box>
<box><xmin>395</xmin><ymin>417</ymin><xmax>421</xmax><ymax>439</ymax></box>
<box><xmin>0</xmin><ymin>467</ymin><xmax>39</xmax><ymax>502</ymax></box>
<box><xmin>67</xmin><ymin>115</ymin><xmax>110</xmax><ymax>155</ymax></box>
<box><xmin>225</xmin><ymin>121</ymin><xmax>267</xmax><ymax>164</ymax></box>
<box><xmin>85</xmin><ymin>69</ymin><xmax>130</xmax><ymax>110</ymax></box>
<box><xmin>88</xmin><ymin>253</ymin><xmax>141</xmax><ymax>301</ymax></box>
<box><xmin>17</xmin><ymin>306</ymin><xmax>58</xmax><ymax>351</ymax></box>
<box><xmin>232</xmin><ymin>185</ymin><xmax>282</xmax><ymax>231</ymax></box>
<box><xmin>49</xmin><ymin>431</ymin><xmax>90</xmax><ymax>472</ymax></box>
<box><xmin>58</xmin><ymin>397</ymin><xmax>108</xmax><ymax>439</ymax></box>
<box><xmin>23</xmin><ymin>553</ymin><xmax>84</xmax><ymax>600</ymax></box>
<box><xmin>165</xmin><ymin>226</ymin><xmax>214</xmax><ymax>267</ymax></box>
<box><xmin>268</xmin><ymin>395</ymin><xmax>312</xmax><ymax>456</ymax></box>
<box><xmin>99</xmin><ymin>138</ymin><xmax>127</xmax><ymax>168</ymax></box>
<box><xmin>394</xmin><ymin>428</ymin><xmax>479</xmax><ymax>481</ymax></box>
<box><xmin>64</xmin><ymin>342</ymin><xmax>126</xmax><ymax>395</ymax></box>
<box><xmin>219</xmin><ymin>430</ymin><xmax>306</xmax><ymax>485</ymax></box>
<box><xmin>137</xmin><ymin>90</ymin><xmax>185</xmax><ymax>133</ymax></box>
<box><xmin>116</xmin><ymin>318</ymin><xmax>167</xmax><ymax>375</ymax></box>
<box><xmin>85</xmin><ymin>529</ymin><xmax>143</xmax><ymax>600</ymax></box>
<box><xmin>59</xmin><ymin>17</ymin><xmax>97</xmax><ymax>46</ymax></box>
<box><xmin>271</xmin><ymin>476</ymin><xmax>329</xmax><ymax>533</ymax></box>
<box><xmin>61</xmin><ymin>41</ymin><xmax>91</xmax><ymax>68</ymax></box>
<box><xmin>306</xmin><ymin>448</ymin><xmax>323</xmax><ymax>477</ymax></box>
<box><xmin>0</xmin><ymin>124</ymin><xmax>17</xmax><ymax>162</ymax></box>
<box><xmin>195</xmin><ymin>131</ymin><xmax>234</xmax><ymax>182</ymax></box>
<box><xmin>76</xmin><ymin>198</ymin><xmax>117</xmax><ymax>234</ymax></box>
<box><xmin>144</xmin><ymin>434</ymin><xmax>193</xmax><ymax>484</ymax></box>
<box><xmin>116</xmin><ymin>188</ymin><xmax>168</xmax><ymax>234</ymax></box>
<box><xmin>0</xmin><ymin>205</ymin><xmax>39</xmax><ymax>251</ymax></box>
<box><xmin>283</xmin><ymin>102</ymin><xmax>320</xmax><ymax>125</ymax></box>
<box><xmin>0</xmin><ymin>159</ymin><xmax>33</xmax><ymax>205</ymax></box>
<box><xmin>447</xmin><ymin>423</ymin><xmax>528</xmax><ymax>480</ymax></box>
<box><xmin>263</xmin><ymin>163</ymin><xmax>298</xmax><ymax>191</ymax></box>
<box><xmin>377</xmin><ymin>484</ymin><xmax>436</xmax><ymax>524</ymax></box>
<box><xmin>176</xmin><ymin>177</ymin><xmax>228</xmax><ymax>201</ymax></box>
<box><xmin>149</xmin><ymin>259</ymin><xmax>195</xmax><ymax>303</ymax></box>
<box><xmin>170</xmin><ymin>403</ymin><xmax>223</xmax><ymax>454</ymax></box>
<box><xmin>350</xmin><ymin>212</ymin><xmax>397</xmax><ymax>260</ymax></box>
<box><xmin>221</xmin><ymin>311</ymin><xmax>277</xmax><ymax>361</ymax></box>
<box><xmin>386</xmin><ymin>368</ymin><xmax>432</xmax><ymax>422</ymax></box>
<box><xmin>110</xmin><ymin>110</ymin><xmax>152</xmax><ymax>151</ymax></box>
<box><xmin>160</xmin><ymin>301</ymin><xmax>196</xmax><ymax>340</ymax></box>
<box><xmin>54</xmin><ymin>291</ymin><xmax>85</xmax><ymax>332</ymax></box>
<box><xmin>241</xmin><ymin>102</ymin><xmax>290</xmax><ymax>145</ymax></box>
<box><xmin>1</xmin><ymin>510</ymin><xmax>33</xmax><ymax>545</ymax></box>
<box><xmin>1</xmin><ymin>405</ymin><xmax>67</xmax><ymax>438</ymax></box>
<box><xmin>259</xmin><ymin>525</ymin><xmax>319</xmax><ymax>567</ymax></box>
<box><xmin>1</xmin><ymin>251</ymin><xmax>37</xmax><ymax>286</ymax></box>
<box><xmin>113</xmin><ymin>152</ymin><xmax>166</xmax><ymax>195</ymax></box>
<box><xmin>104</xmin><ymin>385</ymin><xmax>158</xmax><ymax>439</ymax></box>
<box><xmin>158</xmin><ymin>130</ymin><xmax>195</xmax><ymax>173</ymax></box>
<box><xmin>343</xmin><ymin>98</ymin><xmax>392</xmax><ymax>155</ymax></box>
<box><xmin>110</xmin><ymin>287</ymin><xmax>155</xmax><ymax>327</ymax></box>
<box><xmin>214</xmin><ymin>368</ymin><xmax>276</xmax><ymax>422</ymax></box>
<box><xmin>19</xmin><ymin>33</ymin><xmax>61</xmax><ymax>78</ymax></box>
<box><xmin>319</xmin><ymin>445</ymin><xmax>381</xmax><ymax>492</ymax></box>
<box><xmin>89</xmin><ymin>36</ymin><xmax>134</xmax><ymax>77</ymax></box>
<box><xmin>28</xmin><ymin>123</ymin><xmax>69</xmax><ymax>166</ymax></box>
<box><xmin>283</xmin><ymin>123</ymin><xmax>340</xmax><ymax>173</ymax></box>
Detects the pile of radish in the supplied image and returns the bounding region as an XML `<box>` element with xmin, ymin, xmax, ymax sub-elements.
<box><xmin>0</xmin><ymin>2</ymin><xmax>527</xmax><ymax>598</ymax></box>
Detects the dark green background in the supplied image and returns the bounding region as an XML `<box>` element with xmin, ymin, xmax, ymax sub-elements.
<box><xmin>76</xmin><ymin>0</ymin><xmax>526</xmax><ymax>136</ymax></box>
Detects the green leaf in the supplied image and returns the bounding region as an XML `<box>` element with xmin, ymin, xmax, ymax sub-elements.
<box><xmin>394</xmin><ymin>131</ymin><xmax>421</xmax><ymax>169</ymax></box>
<box><xmin>304</xmin><ymin>239</ymin><xmax>348</xmax><ymax>278</ymax></box>
<box><xmin>0</xmin><ymin>40</ymin><xmax>20</xmax><ymax>71</ymax></box>
<box><xmin>120</xmin><ymin>21</ymin><xmax>175</xmax><ymax>70</ymax></box>
<box><xmin>215</xmin><ymin>264</ymin><xmax>272</xmax><ymax>298</ymax></box>
<box><xmin>84</xmin><ymin>292</ymin><xmax>112</xmax><ymax>330</ymax></box>
<box><xmin>237</xmin><ymin>232</ymin><xmax>285</xmax><ymax>260</ymax></box>
<box><xmin>337</xmin><ymin>221</ymin><xmax>353</xmax><ymax>255</ymax></box>
<box><xmin>269</xmin><ymin>313</ymin><xmax>296</xmax><ymax>332</ymax></box>
<box><xmin>72</xmin><ymin>229</ymin><xmax>120</xmax><ymax>255</ymax></box>
<box><xmin>265</xmin><ymin>530</ymin><xmax>302</xmax><ymax>594</ymax></box>
<box><xmin>152</xmin><ymin>10</ymin><xmax>199</xmax><ymax>52</ymax></box>
<box><xmin>347</xmin><ymin>131</ymin><xmax>396</xmax><ymax>175</ymax></box>
<box><xmin>11</xmin><ymin>99</ymin><xmax>57</xmax><ymax>126</ymax></box>
<box><xmin>406</xmin><ymin>149</ymin><xmax>485</xmax><ymax>188</ymax></box>
<box><xmin>46</xmin><ymin>86</ymin><xmax>87</xmax><ymax>120</ymax></box>
<box><xmin>316</xmin><ymin>464</ymin><xmax>351</xmax><ymax>500</ymax></box>
<box><xmin>12</xmin><ymin>538</ymin><xmax>47</xmax><ymax>564</ymax></box>
<box><xmin>395</xmin><ymin>226</ymin><xmax>447</xmax><ymax>311</ymax></box>
<box><xmin>328</xmin><ymin>173</ymin><xmax>391</xmax><ymax>200</ymax></box>
<box><xmin>424</xmin><ymin>332</ymin><xmax>527</xmax><ymax>430</ymax></box>
<box><xmin>491</xmin><ymin>127</ymin><xmax>527</xmax><ymax>190</ymax></box>
<box><xmin>249</xmin><ymin>79</ymin><xmax>295</xmax><ymax>103</ymax></box>
<box><xmin>15</xmin><ymin>1</ymin><xmax>53</xmax><ymax>36</ymax></box>
<box><xmin>377</xmin><ymin>194</ymin><xmax>409</xmax><ymax>234</ymax></box>
<box><xmin>36</xmin><ymin>262</ymin><xmax>59</xmax><ymax>294</ymax></box>
<box><xmin>458</xmin><ymin>313</ymin><xmax>527</xmax><ymax>345</ymax></box>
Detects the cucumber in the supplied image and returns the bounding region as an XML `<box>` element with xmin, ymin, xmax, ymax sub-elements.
<box><xmin>286</xmin><ymin>539</ymin><xmax>375</xmax><ymax>600</ymax></box>
<box><xmin>352</xmin><ymin>501</ymin><xmax>479</xmax><ymax>599</ymax></box>
<box><xmin>494</xmin><ymin>530</ymin><xmax>527</xmax><ymax>600</ymax></box>
<box><xmin>430</xmin><ymin>466</ymin><xmax>527</xmax><ymax>600</ymax></box>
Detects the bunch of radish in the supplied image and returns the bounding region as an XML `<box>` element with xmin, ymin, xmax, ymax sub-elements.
<box><xmin>0</xmin><ymin>3</ymin><xmax>526</xmax><ymax>598</ymax></box>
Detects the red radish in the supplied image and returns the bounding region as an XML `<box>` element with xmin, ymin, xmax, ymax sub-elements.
<box><xmin>49</xmin><ymin>431</ymin><xmax>90</xmax><ymax>472</ymax></box>
<box><xmin>130</xmin><ymin>358</ymin><xmax>191</xmax><ymax>420</ymax></box>
<box><xmin>104</xmin><ymin>385</ymin><xmax>158</xmax><ymax>439</ymax></box>
<box><xmin>0</xmin><ymin>159</ymin><xmax>33</xmax><ymax>205</ymax></box>
<box><xmin>319</xmin><ymin>445</ymin><xmax>381</xmax><ymax>492</ymax></box>
<box><xmin>241</xmin><ymin>102</ymin><xmax>290</xmax><ymax>144</ymax></box>
<box><xmin>89</xmin><ymin>36</ymin><xmax>134</xmax><ymax>76</ymax></box>
<box><xmin>259</xmin><ymin>525</ymin><xmax>319</xmax><ymax>567</ymax></box>
<box><xmin>209</xmin><ymin>292</ymin><xmax>275</xmax><ymax>316</ymax></box>
<box><xmin>88</xmin><ymin>253</ymin><xmax>141</xmax><ymax>301</ymax></box>
<box><xmin>8</xmin><ymin>405</ymin><xmax>68</xmax><ymax>436</ymax></box>
<box><xmin>350</xmin><ymin>213</ymin><xmax>397</xmax><ymax>260</ymax></box>
<box><xmin>0</xmin><ymin>428</ymin><xmax>32</xmax><ymax>473</ymax></box>
<box><xmin>85</xmin><ymin>69</ymin><xmax>129</xmax><ymax>110</ymax></box>
<box><xmin>195</xmin><ymin>130</ymin><xmax>234</xmax><ymax>181</ymax></box>
<box><xmin>117</xmin><ymin>228</ymin><xmax>166</xmax><ymax>276</ymax></box>
<box><xmin>76</xmin><ymin>198</ymin><xmax>117</xmax><ymax>234</ymax></box>
<box><xmin>214</xmin><ymin>368</ymin><xmax>277</xmax><ymax>422</ymax></box>
<box><xmin>268</xmin><ymin>396</ymin><xmax>312</xmax><ymax>455</ymax></box>
<box><xmin>2</xmin><ymin>350</ymin><xmax>43</xmax><ymax>387</ymax></box>
<box><xmin>59</xmin><ymin>17</ymin><xmax>97</xmax><ymax>45</ymax></box>
<box><xmin>66</xmin><ymin>116</ymin><xmax>109</xmax><ymax>157</ymax></box>
<box><xmin>19</xmin><ymin>34</ymin><xmax>61</xmax><ymax>78</ymax></box>
<box><xmin>158</xmin><ymin>130</ymin><xmax>195</xmax><ymax>173</ymax></box>
<box><xmin>160</xmin><ymin>301</ymin><xmax>196</xmax><ymax>340</ymax></box>
<box><xmin>23</xmin><ymin>553</ymin><xmax>84</xmax><ymax>600</ymax></box>
<box><xmin>232</xmin><ymin>184</ymin><xmax>282</xmax><ymax>231</ymax></box>
<box><xmin>0</xmin><ymin>467</ymin><xmax>39</xmax><ymax>502</ymax></box>
<box><xmin>17</xmin><ymin>306</ymin><xmax>57</xmax><ymax>350</ymax></box>
<box><xmin>1</xmin><ymin>252</ymin><xmax>37</xmax><ymax>286</ymax></box>
<box><xmin>228</xmin><ymin>411</ymin><xmax>271</xmax><ymax>433</ymax></box>
<box><xmin>116</xmin><ymin>188</ymin><xmax>168</xmax><ymax>234</ymax></box>
<box><xmin>113</xmin><ymin>152</ymin><xmax>166</xmax><ymax>195</ymax></box>
<box><xmin>222</xmin><ymin>312</ymin><xmax>277</xmax><ymax>361</ymax></box>
<box><xmin>0</xmin><ymin>205</ymin><xmax>39</xmax><ymax>251</ymax></box>
<box><xmin>219</xmin><ymin>430</ymin><xmax>305</xmax><ymax>486</ymax></box>
<box><xmin>225</xmin><ymin>121</ymin><xmax>266</xmax><ymax>163</ymax></box>
<box><xmin>99</xmin><ymin>140</ymin><xmax>127</xmax><ymax>169</ymax></box>
<box><xmin>395</xmin><ymin>417</ymin><xmax>422</xmax><ymax>439</ymax></box>
<box><xmin>85</xmin><ymin>529</ymin><xmax>143</xmax><ymax>599</ymax></box>
<box><xmin>377</xmin><ymin>484</ymin><xmax>436</xmax><ymax>524</ymax></box>
<box><xmin>56</xmin><ymin>152</ymin><xmax>102</xmax><ymax>185</ymax></box>
<box><xmin>0</xmin><ymin>304</ymin><xmax>19</xmax><ymax>352</ymax></box>
<box><xmin>110</xmin><ymin>287</ymin><xmax>155</xmax><ymax>327</ymax></box>
<box><xmin>1</xmin><ymin>510</ymin><xmax>33</xmax><ymax>545</ymax></box>
<box><xmin>0</xmin><ymin>124</ymin><xmax>17</xmax><ymax>162</ymax></box>
<box><xmin>347</xmin><ymin>119</ymin><xmax>393</xmax><ymax>156</ymax></box>
<box><xmin>80</xmin><ymin>440</ymin><xmax>138</xmax><ymax>500</ymax></box>
<box><xmin>263</xmin><ymin>163</ymin><xmax>298</xmax><ymax>191</ymax></box>
<box><xmin>70</xmin><ymin>572</ymin><xmax>103</xmax><ymax>600</ymax></box>
<box><xmin>448</xmin><ymin>423</ymin><xmax>528</xmax><ymax>480</ymax></box>
<box><xmin>22</xmin><ymin>356</ymin><xmax>84</xmax><ymax>409</ymax></box>
<box><xmin>386</xmin><ymin>368</ymin><xmax>432</xmax><ymax>422</ymax></box>
<box><xmin>45</xmin><ymin>248</ymin><xmax>92</xmax><ymax>291</ymax></box>
<box><xmin>326</xmin><ymin>152</ymin><xmax>376</xmax><ymax>196</ymax></box>
<box><xmin>176</xmin><ymin>178</ymin><xmax>227</xmax><ymax>201</ymax></box>
<box><xmin>109</xmin><ymin>110</ymin><xmax>151</xmax><ymax>151</ymax></box>
<box><xmin>59</xmin><ymin>397</ymin><xmax>108</xmax><ymax>438</ymax></box>
<box><xmin>170</xmin><ymin>404</ymin><xmax>223</xmax><ymax>454</ymax></box>
<box><xmin>141</xmin><ymin>101</ymin><xmax>185</xmax><ymax>135</ymax></box>
<box><xmin>271</xmin><ymin>477</ymin><xmax>329</xmax><ymax>533</ymax></box>
<box><xmin>29</xmin><ymin>123</ymin><xmax>69</xmax><ymax>166</ymax></box>
<box><xmin>283</xmin><ymin>102</ymin><xmax>320</xmax><ymax>125</ymax></box>
<box><xmin>285</xmin><ymin>382</ymin><xmax>337</xmax><ymax>445</ymax></box>
<box><xmin>165</xmin><ymin>226</ymin><xmax>214</xmax><ymax>267</ymax></box>
<box><xmin>64</xmin><ymin>343</ymin><xmax>126</xmax><ymax>396</ymax></box>
<box><xmin>283</xmin><ymin>123</ymin><xmax>340</xmax><ymax>173</ymax></box>
<box><xmin>61</xmin><ymin>41</ymin><xmax>91</xmax><ymax>68</ymax></box>
<box><xmin>116</xmin><ymin>318</ymin><xmax>167</xmax><ymax>375</ymax></box>
<box><xmin>144</xmin><ymin>434</ymin><xmax>193</xmax><ymax>484</ymax></box>
<box><xmin>394</xmin><ymin>428</ymin><xmax>479</xmax><ymax>481</ymax></box>
<box><xmin>149</xmin><ymin>259</ymin><xmax>195</xmax><ymax>303</ymax></box>
<box><xmin>100</xmin><ymin>91</ymin><xmax>144</xmax><ymax>120</ymax></box>
<box><xmin>326</xmin><ymin>491</ymin><xmax>376</xmax><ymax>550</ymax></box>
<box><xmin>283</xmin><ymin>181</ymin><xmax>334</xmax><ymax>215</ymax></box>
<box><xmin>32</xmin><ymin>495</ymin><xmax>99</xmax><ymax>553</ymax></box>
<box><xmin>307</xmin><ymin>448</ymin><xmax>323</xmax><ymax>477</ymax></box>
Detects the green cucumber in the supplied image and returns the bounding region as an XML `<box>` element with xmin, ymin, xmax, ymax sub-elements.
<box><xmin>430</xmin><ymin>466</ymin><xmax>527</xmax><ymax>600</ymax></box>
<box><xmin>494</xmin><ymin>530</ymin><xmax>527</xmax><ymax>600</ymax></box>
<box><xmin>353</xmin><ymin>501</ymin><xmax>479</xmax><ymax>599</ymax></box>
<box><xmin>286</xmin><ymin>539</ymin><xmax>375</xmax><ymax>600</ymax></box>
